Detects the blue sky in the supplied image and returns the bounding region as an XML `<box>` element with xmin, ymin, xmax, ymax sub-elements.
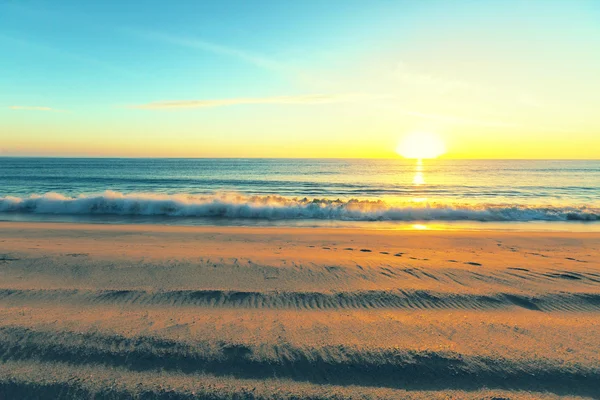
<box><xmin>1</xmin><ymin>1</ymin><xmax>411</xmax><ymax>105</ymax></box>
<box><xmin>1</xmin><ymin>0</ymin><xmax>600</xmax><ymax>158</ymax></box>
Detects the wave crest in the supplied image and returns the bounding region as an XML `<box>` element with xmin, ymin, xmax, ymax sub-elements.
<box><xmin>0</xmin><ymin>191</ymin><xmax>597</xmax><ymax>222</ymax></box>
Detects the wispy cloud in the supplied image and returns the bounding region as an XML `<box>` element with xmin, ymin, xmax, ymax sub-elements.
<box><xmin>129</xmin><ymin>90</ymin><xmax>538</xmax><ymax>131</ymax></box>
<box><xmin>129</xmin><ymin>93</ymin><xmax>523</xmax><ymax>129</ymax></box>
<box><xmin>391</xmin><ymin>61</ymin><xmax>543</xmax><ymax>109</ymax></box>
<box><xmin>397</xmin><ymin>108</ymin><xmax>519</xmax><ymax>129</ymax></box>
<box><xmin>8</xmin><ymin>106</ymin><xmax>64</xmax><ymax>112</ymax></box>
<box><xmin>0</xmin><ymin>33</ymin><xmax>137</xmax><ymax>78</ymax></box>
<box><xmin>125</xmin><ymin>29</ymin><xmax>308</xmax><ymax>79</ymax></box>
<box><xmin>392</xmin><ymin>106</ymin><xmax>575</xmax><ymax>134</ymax></box>
<box><xmin>130</xmin><ymin>94</ymin><xmax>367</xmax><ymax>110</ymax></box>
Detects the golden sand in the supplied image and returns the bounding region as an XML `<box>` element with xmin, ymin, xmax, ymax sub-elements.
<box><xmin>0</xmin><ymin>222</ymin><xmax>598</xmax><ymax>399</ymax></box>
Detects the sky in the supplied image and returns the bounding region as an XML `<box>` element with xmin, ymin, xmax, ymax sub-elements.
<box><xmin>1</xmin><ymin>0</ymin><xmax>599</xmax><ymax>158</ymax></box>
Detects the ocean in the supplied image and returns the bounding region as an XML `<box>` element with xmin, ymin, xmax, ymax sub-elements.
<box><xmin>0</xmin><ymin>158</ymin><xmax>598</xmax><ymax>228</ymax></box>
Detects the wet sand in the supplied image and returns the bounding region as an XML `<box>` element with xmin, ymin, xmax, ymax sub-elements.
<box><xmin>0</xmin><ymin>221</ymin><xmax>598</xmax><ymax>399</ymax></box>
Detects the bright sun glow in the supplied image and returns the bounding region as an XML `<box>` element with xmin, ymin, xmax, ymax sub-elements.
<box><xmin>396</xmin><ymin>132</ymin><xmax>446</xmax><ymax>159</ymax></box>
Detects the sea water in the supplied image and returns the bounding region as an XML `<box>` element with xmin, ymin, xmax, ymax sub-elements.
<box><xmin>1</xmin><ymin>158</ymin><xmax>598</xmax><ymax>229</ymax></box>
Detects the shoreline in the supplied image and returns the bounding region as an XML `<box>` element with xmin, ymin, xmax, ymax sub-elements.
<box><xmin>1</xmin><ymin>216</ymin><xmax>600</xmax><ymax>232</ymax></box>
<box><xmin>2</xmin><ymin>219</ymin><xmax>600</xmax><ymax>235</ymax></box>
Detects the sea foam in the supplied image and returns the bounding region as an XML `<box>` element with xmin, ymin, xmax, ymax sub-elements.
<box><xmin>0</xmin><ymin>191</ymin><xmax>597</xmax><ymax>222</ymax></box>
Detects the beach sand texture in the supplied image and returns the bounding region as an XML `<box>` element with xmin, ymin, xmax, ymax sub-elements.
<box><xmin>0</xmin><ymin>222</ymin><xmax>598</xmax><ymax>399</ymax></box>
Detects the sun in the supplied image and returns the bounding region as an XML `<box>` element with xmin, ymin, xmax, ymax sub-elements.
<box><xmin>396</xmin><ymin>132</ymin><xmax>446</xmax><ymax>159</ymax></box>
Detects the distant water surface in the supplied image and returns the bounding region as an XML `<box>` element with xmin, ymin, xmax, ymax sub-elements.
<box><xmin>0</xmin><ymin>158</ymin><xmax>598</xmax><ymax>228</ymax></box>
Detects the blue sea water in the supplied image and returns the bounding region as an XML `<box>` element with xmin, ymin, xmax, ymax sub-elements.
<box><xmin>0</xmin><ymin>158</ymin><xmax>598</xmax><ymax>228</ymax></box>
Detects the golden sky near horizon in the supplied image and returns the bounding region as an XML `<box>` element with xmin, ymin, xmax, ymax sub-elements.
<box><xmin>2</xmin><ymin>1</ymin><xmax>599</xmax><ymax>159</ymax></box>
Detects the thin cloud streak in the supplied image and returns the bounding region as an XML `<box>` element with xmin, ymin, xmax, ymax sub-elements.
<box><xmin>130</xmin><ymin>94</ymin><xmax>368</xmax><ymax>110</ymax></box>
<box><xmin>129</xmin><ymin>93</ymin><xmax>519</xmax><ymax>128</ymax></box>
<box><xmin>392</xmin><ymin>61</ymin><xmax>543</xmax><ymax>108</ymax></box>
<box><xmin>8</xmin><ymin>106</ymin><xmax>64</xmax><ymax>112</ymax></box>
<box><xmin>395</xmin><ymin>107</ymin><xmax>577</xmax><ymax>134</ymax></box>
<box><xmin>126</xmin><ymin>29</ymin><xmax>293</xmax><ymax>74</ymax></box>
<box><xmin>0</xmin><ymin>33</ymin><xmax>137</xmax><ymax>78</ymax></box>
<box><xmin>398</xmin><ymin>109</ymin><xmax>519</xmax><ymax>128</ymax></box>
<box><xmin>129</xmin><ymin>92</ymin><xmax>569</xmax><ymax>133</ymax></box>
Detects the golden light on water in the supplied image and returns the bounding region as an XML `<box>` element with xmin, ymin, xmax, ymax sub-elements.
<box><xmin>413</xmin><ymin>172</ymin><xmax>425</xmax><ymax>185</ymax></box>
<box><xmin>411</xmin><ymin>224</ymin><xmax>428</xmax><ymax>230</ymax></box>
<box><xmin>396</xmin><ymin>132</ymin><xmax>446</xmax><ymax>160</ymax></box>
<box><xmin>392</xmin><ymin>132</ymin><xmax>443</xmax><ymax>232</ymax></box>
<box><xmin>413</xmin><ymin>159</ymin><xmax>425</xmax><ymax>185</ymax></box>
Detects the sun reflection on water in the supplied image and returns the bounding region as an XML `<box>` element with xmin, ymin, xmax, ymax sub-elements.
<box><xmin>413</xmin><ymin>159</ymin><xmax>425</xmax><ymax>185</ymax></box>
<box><xmin>413</xmin><ymin>171</ymin><xmax>425</xmax><ymax>185</ymax></box>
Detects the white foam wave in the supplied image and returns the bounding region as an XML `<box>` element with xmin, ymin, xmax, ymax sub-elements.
<box><xmin>0</xmin><ymin>191</ymin><xmax>597</xmax><ymax>222</ymax></box>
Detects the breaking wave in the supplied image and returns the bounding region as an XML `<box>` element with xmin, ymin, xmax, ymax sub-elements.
<box><xmin>0</xmin><ymin>191</ymin><xmax>598</xmax><ymax>222</ymax></box>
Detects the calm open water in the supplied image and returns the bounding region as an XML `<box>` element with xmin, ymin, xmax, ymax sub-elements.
<box><xmin>0</xmin><ymin>158</ymin><xmax>598</xmax><ymax>228</ymax></box>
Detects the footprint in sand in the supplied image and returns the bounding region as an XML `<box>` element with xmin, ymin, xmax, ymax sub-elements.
<box><xmin>360</xmin><ymin>249</ymin><xmax>372</xmax><ymax>252</ymax></box>
<box><xmin>343</xmin><ymin>248</ymin><xmax>354</xmax><ymax>251</ymax></box>
<box><xmin>394</xmin><ymin>253</ymin><xmax>404</xmax><ymax>257</ymax></box>
<box><xmin>380</xmin><ymin>251</ymin><xmax>389</xmax><ymax>255</ymax></box>
<box><xmin>464</xmin><ymin>262</ymin><xmax>482</xmax><ymax>266</ymax></box>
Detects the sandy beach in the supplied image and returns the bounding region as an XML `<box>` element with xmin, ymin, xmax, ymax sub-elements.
<box><xmin>0</xmin><ymin>221</ymin><xmax>597</xmax><ymax>399</ymax></box>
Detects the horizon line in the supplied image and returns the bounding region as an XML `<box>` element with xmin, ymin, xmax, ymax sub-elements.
<box><xmin>0</xmin><ymin>156</ymin><xmax>598</xmax><ymax>161</ymax></box>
